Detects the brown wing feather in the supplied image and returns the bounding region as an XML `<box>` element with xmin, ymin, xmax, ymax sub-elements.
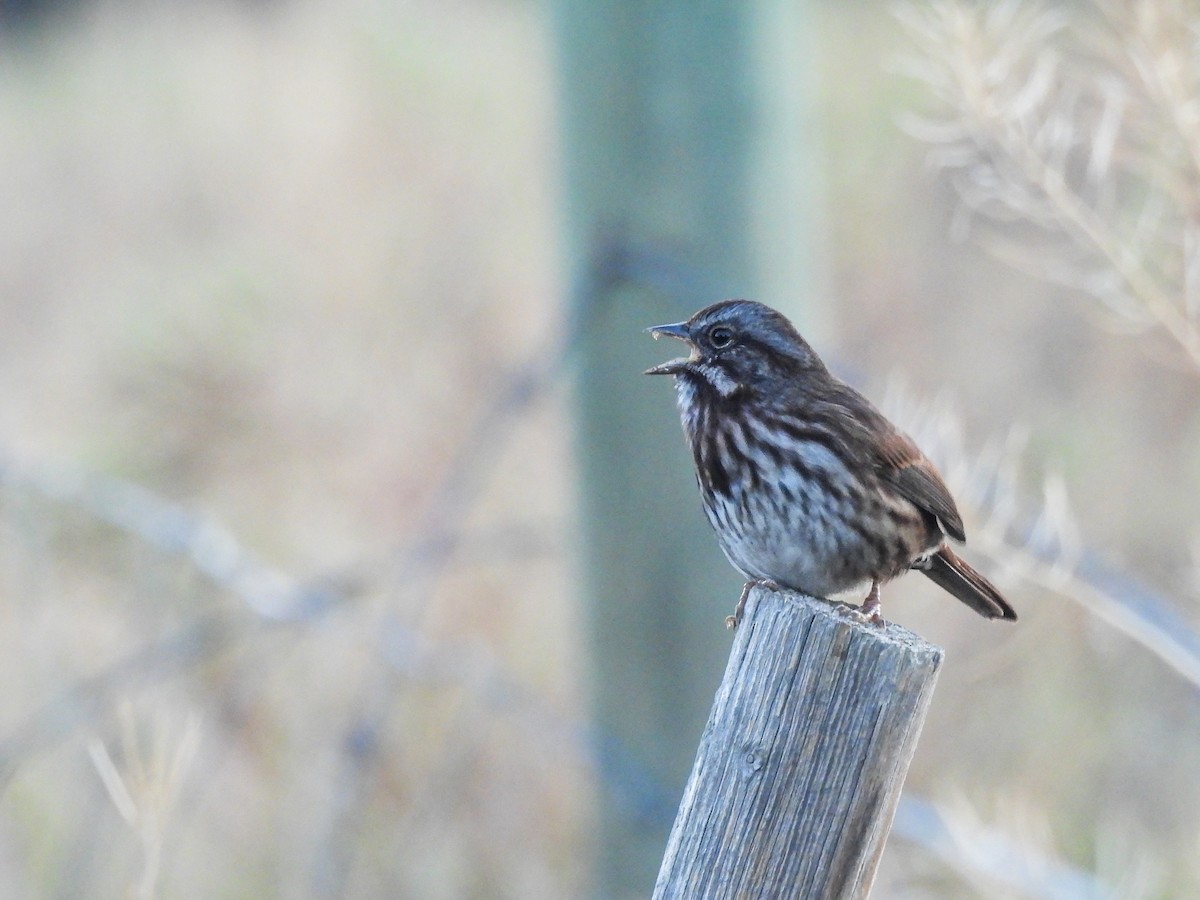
<box><xmin>873</xmin><ymin>429</ymin><xmax>966</xmax><ymax>542</ymax></box>
<box><xmin>821</xmin><ymin>380</ymin><xmax>966</xmax><ymax>541</ymax></box>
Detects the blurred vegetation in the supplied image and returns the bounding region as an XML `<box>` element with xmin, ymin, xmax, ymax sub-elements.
<box><xmin>0</xmin><ymin>0</ymin><xmax>1197</xmax><ymax>897</ymax></box>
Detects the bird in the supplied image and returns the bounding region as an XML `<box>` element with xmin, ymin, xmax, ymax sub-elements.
<box><xmin>644</xmin><ymin>299</ymin><xmax>1016</xmax><ymax>627</ymax></box>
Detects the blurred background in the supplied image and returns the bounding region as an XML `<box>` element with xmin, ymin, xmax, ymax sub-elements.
<box><xmin>0</xmin><ymin>0</ymin><xmax>1198</xmax><ymax>897</ymax></box>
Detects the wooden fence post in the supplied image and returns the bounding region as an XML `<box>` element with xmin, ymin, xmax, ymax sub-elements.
<box><xmin>551</xmin><ymin>2</ymin><xmax>823</xmax><ymax>890</ymax></box>
<box><xmin>654</xmin><ymin>585</ymin><xmax>943</xmax><ymax>899</ymax></box>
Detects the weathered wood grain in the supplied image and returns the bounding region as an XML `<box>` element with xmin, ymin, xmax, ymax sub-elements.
<box><xmin>654</xmin><ymin>585</ymin><xmax>943</xmax><ymax>899</ymax></box>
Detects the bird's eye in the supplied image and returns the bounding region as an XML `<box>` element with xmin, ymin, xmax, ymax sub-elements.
<box><xmin>709</xmin><ymin>326</ymin><xmax>735</xmax><ymax>349</ymax></box>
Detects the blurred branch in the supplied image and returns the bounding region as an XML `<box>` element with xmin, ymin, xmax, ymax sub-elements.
<box><xmin>308</xmin><ymin>240</ymin><xmax>723</xmax><ymax>895</ymax></box>
<box><xmin>307</xmin><ymin>322</ymin><xmax>579</xmax><ymax>896</ymax></box>
<box><xmin>0</xmin><ymin>611</ymin><xmax>230</xmax><ymax>791</ymax></box>
<box><xmin>0</xmin><ymin>427</ymin><xmax>1137</xmax><ymax>899</ymax></box>
<box><xmin>892</xmin><ymin>795</ymin><xmax>1130</xmax><ymax>899</ymax></box>
<box><xmin>896</xmin><ymin>0</ymin><xmax>1200</xmax><ymax>370</ymax></box>
<box><xmin>2</xmin><ymin>458</ymin><xmax>340</xmax><ymax>623</ymax></box>
<box><xmin>1</xmin><ymin>238</ymin><xmax>1185</xmax><ymax>893</ymax></box>
<box><xmin>884</xmin><ymin>381</ymin><xmax>1200</xmax><ymax>691</ymax></box>
<box><xmin>0</xmin><ymin>315</ymin><xmax>571</xmax><ymax>795</ymax></box>
<box><xmin>386</xmin><ymin>344</ymin><xmax>572</xmax><ymax>609</ymax></box>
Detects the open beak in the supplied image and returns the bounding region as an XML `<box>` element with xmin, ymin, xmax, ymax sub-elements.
<box><xmin>646</xmin><ymin>322</ymin><xmax>690</xmax><ymax>342</ymax></box>
<box><xmin>644</xmin><ymin>321</ymin><xmax>693</xmax><ymax>375</ymax></box>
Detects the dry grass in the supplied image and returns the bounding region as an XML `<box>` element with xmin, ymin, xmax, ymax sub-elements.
<box><xmin>897</xmin><ymin>0</ymin><xmax>1200</xmax><ymax>369</ymax></box>
<box><xmin>0</xmin><ymin>1</ymin><xmax>582</xmax><ymax>896</ymax></box>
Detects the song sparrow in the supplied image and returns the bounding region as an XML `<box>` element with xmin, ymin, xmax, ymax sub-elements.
<box><xmin>645</xmin><ymin>299</ymin><xmax>1016</xmax><ymax>627</ymax></box>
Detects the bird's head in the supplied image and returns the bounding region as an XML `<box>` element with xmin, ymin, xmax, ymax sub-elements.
<box><xmin>645</xmin><ymin>299</ymin><xmax>824</xmax><ymax>398</ymax></box>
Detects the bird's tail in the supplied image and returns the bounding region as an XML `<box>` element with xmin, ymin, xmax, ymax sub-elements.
<box><xmin>917</xmin><ymin>546</ymin><xmax>1017</xmax><ymax>621</ymax></box>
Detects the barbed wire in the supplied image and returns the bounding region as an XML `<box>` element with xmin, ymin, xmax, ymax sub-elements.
<box><xmin>0</xmin><ymin>447</ymin><xmax>1130</xmax><ymax>898</ymax></box>
<box><xmin>1</xmin><ymin>386</ymin><xmax>1171</xmax><ymax>894</ymax></box>
<box><xmin>1</xmin><ymin>238</ymin><xmax>1187</xmax><ymax>895</ymax></box>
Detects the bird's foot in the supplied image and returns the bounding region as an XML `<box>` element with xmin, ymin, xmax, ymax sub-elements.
<box><xmin>844</xmin><ymin>607</ymin><xmax>885</xmax><ymax>627</ymax></box>
<box><xmin>838</xmin><ymin>580</ymin><xmax>885</xmax><ymax>627</ymax></box>
<box><xmin>726</xmin><ymin>578</ymin><xmax>782</xmax><ymax>629</ymax></box>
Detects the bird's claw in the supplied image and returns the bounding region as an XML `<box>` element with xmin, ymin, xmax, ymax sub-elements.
<box><xmin>835</xmin><ymin>600</ymin><xmax>886</xmax><ymax>627</ymax></box>
<box><xmin>727</xmin><ymin>578</ymin><xmax>783</xmax><ymax>629</ymax></box>
<box><xmin>852</xmin><ymin>607</ymin><xmax>886</xmax><ymax>627</ymax></box>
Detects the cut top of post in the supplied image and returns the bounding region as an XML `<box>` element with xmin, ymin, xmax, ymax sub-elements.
<box><xmin>655</xmin><ymin>585</ymin><xmax>944</xmax><ymax>900</ymax></box>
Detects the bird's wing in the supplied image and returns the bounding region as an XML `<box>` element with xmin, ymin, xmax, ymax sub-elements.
<box><xmin>872</xmin><ymin>429</ymin><xmax>966</xmax><ymax>542</ymax></box>
<box><xmin>819</xmin><ymin>378</ymin><xmax>967</xmax><ymax>542</ymax></box>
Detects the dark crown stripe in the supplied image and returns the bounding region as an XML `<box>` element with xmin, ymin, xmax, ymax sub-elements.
<box><xmin>734</xmin><ymin>334</ymin><xmax>803</xmax><ymax>370</ymax></box>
